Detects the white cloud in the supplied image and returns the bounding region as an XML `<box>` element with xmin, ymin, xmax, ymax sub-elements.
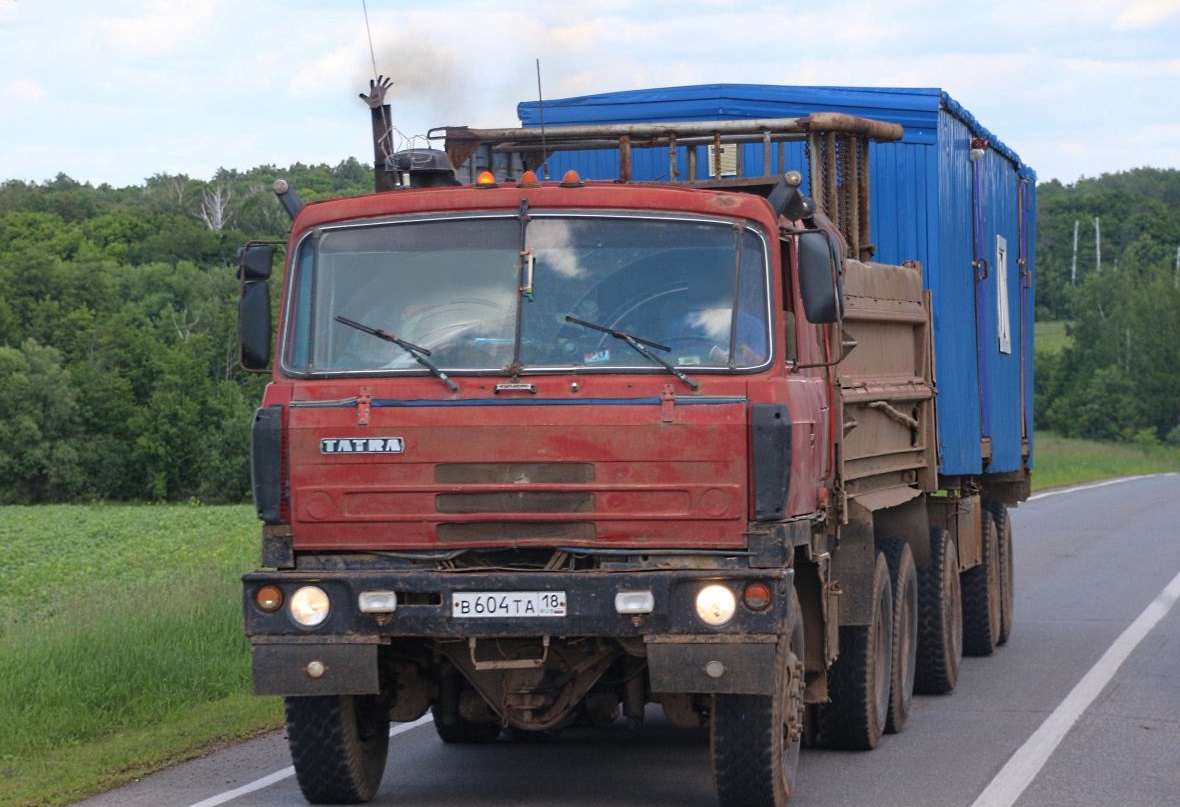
<box><xmin>1115</xmin><ymin>0</ymin><xmax>1180</xmax><ymax>29</ymax></box>
<box><xmin>1</xmin><ymin>78</ymin><xmax>42</xmax><ymax>102</ymax></box>
<box><xmin>95</xmin><ymin>0</ymin><xmax>222</xmax><ymax>57</ymax></box>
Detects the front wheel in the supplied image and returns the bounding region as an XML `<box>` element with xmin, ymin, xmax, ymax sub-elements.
<box><xmin>711</xmin><ymin>591</ymin><xmax>805</xmax><ymax>807</ymax></box>
<box><xmin>285</xmin><ymin>695</ymin><xmax>390</xmax><ymax>804</ymax></box>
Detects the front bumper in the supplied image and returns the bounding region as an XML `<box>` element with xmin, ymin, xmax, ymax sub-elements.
<box><xmin>244</xmin><ymin>566</ymin><xmax>793</xmax><ymax>696</ymax></box>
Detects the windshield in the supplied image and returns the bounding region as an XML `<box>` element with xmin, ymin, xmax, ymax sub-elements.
<box><xmin>282</xmin><ymin>213</ymin><xmax>771</xmax><ymax>376</ymax></box>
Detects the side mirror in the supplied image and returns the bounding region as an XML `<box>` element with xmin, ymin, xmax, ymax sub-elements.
<box><xmin>238</xmin><ymin>243</ymin><xmax>275</xmax><ymax>281</ymax></box>
<box><xmin>238</xmin><ymin>280</ymin><xmax>272</xmax><ymax>370</ymax></box>
<box><xmin>797</xmin><ymin>230</ymin><xmax>844</xmax><ymax>324</ymax></box>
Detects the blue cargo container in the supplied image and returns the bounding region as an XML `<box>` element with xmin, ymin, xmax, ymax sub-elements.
<box><xmin>518</xmin><ymin>85</ymin><xmax>1035</xmax><ymax>481</ymax></box>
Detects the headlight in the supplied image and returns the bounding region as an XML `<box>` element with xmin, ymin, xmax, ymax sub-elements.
<box><xmin>695</xmin><ymin>584</ymin><xmax>737</xmax><ymax>626</ymax></box>
<box><xmin>289</xmin><ymin>586</ymin><xmax>330</xmax><ymax>627</ymax></box>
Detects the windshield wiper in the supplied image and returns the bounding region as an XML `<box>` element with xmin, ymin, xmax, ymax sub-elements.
<box><xmin>563</xmin><ymin>315</ymin><xmax>698</xmax><ymax>390</ymax></box>
<box><xmin>334</xmin><ymin>315</ymin><xmax>459</xmax><ymax>392</ymax></box>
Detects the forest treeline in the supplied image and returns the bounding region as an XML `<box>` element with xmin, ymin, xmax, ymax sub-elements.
<box><xmin>0</xmin><ymin>163</ymin><xmax>372</xmax><ymax>503</ymax></box>
<box><xmin>1</xmin><ymin>164</ymin><xmax>1179</xmax><ymax>503</ymax></box>
<box><xmin>1035</xmin><ymin>169</ymin><xmax>1180</xmax><ymax>445</ymax></box>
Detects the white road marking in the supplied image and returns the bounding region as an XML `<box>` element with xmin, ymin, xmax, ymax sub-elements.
<box><xmin>969</xmin><ymin>562</ymin><xmax>1180</xmax><ymax>807</ymax></box>
<box><xmin>1028</xmin><ymin>473</ymin><xmax>1175</xmax><ymax>502</ymax></box>
<box><xmin>183</xmin><ymin>714</ymin><xmax>431</xmax><ymax>807</ymax></box>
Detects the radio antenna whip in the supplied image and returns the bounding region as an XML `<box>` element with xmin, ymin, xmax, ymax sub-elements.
<box><xmin>536</xmin><ymin>58</ymin><xmax>549</xmax><ymax>181</ymax></box>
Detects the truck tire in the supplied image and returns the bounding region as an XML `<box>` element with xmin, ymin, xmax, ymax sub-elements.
<box><xmin>915</xmin><ymin>526</ymin><xmax>962</xmax><ymax>695</ymax></box>
<box><xmin>879</xmin><ymin>539</ymin><xmax>917</xmax><ymax>734</ymax></box>
<box><xmin>817</xmin><ymin>552</ymin><xmax>893</xmax><ymax>750</ymax></box>
<box><xmin>431</xmin><ymin>703</ymin><xmax>502</xmax><ymax>744</ymax></box>
<box><xmin>985</xmin><ymin>498</ymin><xmax>1015</xmax><ymax>645</ymax></box>
<box><xmin>711</xmin><ymin>591</ymin><xmax>805</xmax><ymax>807</ymax></box>
<box><xmin>962</xmin><ymin>507</ymin><xmax>1002</xmax><ymax>656</ymax></box>
<box><xmin>285</xmin><ymin>695</ymin><xmax>389</xmax><ymax>804</ymax></box>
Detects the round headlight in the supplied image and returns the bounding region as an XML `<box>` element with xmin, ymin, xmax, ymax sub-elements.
<box><xmin>289</xmin><ymin>586</ymin><xmax>330</xmax><ymax>627</ymax></box>
<box><xmin>695</xmin><ymin>584</ymin><xmax>737</xmax><ymax>626</ymax></box>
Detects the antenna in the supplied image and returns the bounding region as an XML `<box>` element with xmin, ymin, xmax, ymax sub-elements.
<box><xmin>535</xmin><ymin>59</ymin><xmax>549</xmax><ymax>181</ymax></box>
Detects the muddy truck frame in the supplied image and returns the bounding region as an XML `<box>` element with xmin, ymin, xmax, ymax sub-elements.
<box><xmin>237</xmin><ymin>89</ymin><xmax>1029</xmax><ymax>807</ymax></box>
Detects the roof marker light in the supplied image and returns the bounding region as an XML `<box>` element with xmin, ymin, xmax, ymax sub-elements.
<box><xmin>475</xmin><ymin>170</ymin><xmax>498</xmax><ymax>187</ymax></box>
<box><xmin>559</xmin><ymin>169</ymin><xmax>584</xmax><ymax>188</ymax></box>
<box><xmin>517</xmin><ymin>170</ymin><xmax>541</xmax><ymax>188</ymax></box>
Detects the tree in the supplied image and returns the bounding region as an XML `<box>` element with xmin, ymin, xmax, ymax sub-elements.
<box><xmin>0</xmin><ymin>340</ymin><xmax>83</xmax><ymax>502</ymax></box>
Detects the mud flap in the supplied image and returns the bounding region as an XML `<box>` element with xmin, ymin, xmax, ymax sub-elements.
<box><xmin>252</xmin><ymin>642</ymin><xmax>379</xmax><ymax>696</ymax></box>
<box><xmin>646</xmin><ymin>638</ymin><xmax>777</xmax><ymax>694</ymax></box>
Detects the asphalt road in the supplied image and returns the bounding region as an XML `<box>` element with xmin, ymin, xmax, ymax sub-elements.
<box><xmin>72</xmin><ymin>474</ymin><xmax>1180</xmax><ymax>807</ymax></box>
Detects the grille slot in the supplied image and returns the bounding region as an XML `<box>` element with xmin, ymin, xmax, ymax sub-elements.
<box><xmin>436</xmin><ymin>492</ymin><xmax>595</xmax><ymax>514</ymax></box>
<box><xmin>435</xmin><ymin>463</ymin><xmax>594</xmax><ymax>484</ymax></box>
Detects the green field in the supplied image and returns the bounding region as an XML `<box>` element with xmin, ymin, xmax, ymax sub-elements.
<box><xmin>0</xmin><ymin>504</ymin><xmax>281</xmax><ymax>807</ymax></box>
<box><xmin>4</xmin><ymin>434</ymin><xmax>1179</xmax><ymax>806</ymax></box>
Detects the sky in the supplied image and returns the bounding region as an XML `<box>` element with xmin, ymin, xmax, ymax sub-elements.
<box><xmin>1</xmin><ymin>0</ymin><xmax>1179</xmax><ymax>188</ymax></box>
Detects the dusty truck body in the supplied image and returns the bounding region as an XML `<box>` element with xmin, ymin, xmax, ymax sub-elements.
<box><xmin>237</xmin><ymin>85</ymin><xmax>1033</xmax><ymax>807</ymax></box>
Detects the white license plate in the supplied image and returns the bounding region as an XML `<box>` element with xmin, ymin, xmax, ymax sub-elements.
<box><xmin>452</xmin><ymin>591</ymin><xmax>567</xmax><ymax>618</ymax></box>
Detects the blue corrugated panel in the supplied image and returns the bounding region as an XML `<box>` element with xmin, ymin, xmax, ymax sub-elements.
<box><xmin>519</xmin><ymin>84</ymin><xmax>1035</xmax><ymax>478</ymax></box>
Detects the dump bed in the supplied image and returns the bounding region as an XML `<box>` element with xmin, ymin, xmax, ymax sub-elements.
<box><xmin>512</xmin><ymin>84</ymin><xmax>1035</xmax><ymax>485</ymax></box>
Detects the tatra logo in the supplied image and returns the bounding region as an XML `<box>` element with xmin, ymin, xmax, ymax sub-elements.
<box><xmin>320</xmin><ymin>437</ymin><xmax>405</xmax><ymax>454</ymax></box>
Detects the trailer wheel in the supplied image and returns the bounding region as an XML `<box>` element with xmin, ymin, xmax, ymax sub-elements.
<box><xmin>431</xmin><ymin>704</ymin><xmax>502</xmax><ymax>744</ymax></box>
<box><xmin>817</xmin><ymin>552</ymin><xmax>893</xmax><ymax>750</ymax></box>
<box><xmin>985</xmin><ymin>499</ymin><xmax>1015</xmax><ymax>645</ymax></box>
<box><xmin>285</xmin><ymin>695</ymin><xmax>389</xmax><ymax>804</ymax></box>
<box><xmin>879</xmin><ymin>539</ymin><xmax>918</xmax><ymax>734</ymax></box>
<box><xmin>915</xmin><ymin>526</ymin><xmax>962</xmax><ymax>694</ymax></box>
<box><xmin>962</xmin><ymin>507</ymin><xmax>1002</xmax><ymax>656</ymax></box>
<box><xmin>711</xmin><ymin>591</ymin><xmax>805</xmax><ymax>807</ymax></box>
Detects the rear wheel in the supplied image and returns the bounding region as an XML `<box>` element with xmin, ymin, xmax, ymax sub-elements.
<box><xmin>985</xmin><ymin>498</ymin><xmax>1015</xmax><ymax>644</ymax></box>
<box><xmin>818</xmin><ymin>552</ymin><xmax>893</xmax><ymax>750</ymax></box>
<box><xmin>962</xmin><ymin>507</ymin><xmax>1002</xmax><ymax>656</ymax></box>
<box><xmin>285</xmin><ymin>695</ymin><xmax>389</xmax><ymax>804</ymax></box>
<box><xmin>880</xmin><ymin>539</ymin><xmax>918</xmax><ymax>734</ymax></box>
<box><xmin>915</xmin><ymin>526</ymin><xmax>962</xmax><ymax>695</ymax></box>
<box><xmin>711</xmin><ymin>591</ymin><xmax>805</xmax><ymax>807</ymax></box>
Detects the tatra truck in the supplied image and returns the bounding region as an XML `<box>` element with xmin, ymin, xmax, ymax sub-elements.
<box><xmin>238</xmin><ymin>82</ymin><xmax>1033</xmax><ymax>806</ymax></box>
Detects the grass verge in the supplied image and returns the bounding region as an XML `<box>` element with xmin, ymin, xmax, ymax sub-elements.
<box><xmin>1032</xmin><ymin>433</ymin><xmax>1180</xmax><ymax>491</ymax></box>
<box><xmin>0</xmin><ymin>503</ymin><xmax>283</xmax><ymax>807</ymax></box>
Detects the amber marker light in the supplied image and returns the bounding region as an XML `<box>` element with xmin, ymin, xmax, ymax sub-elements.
<box><xmin>743</xmin><ymin>582</ymin><xmax>773</xmax><ymax>611</ymax></box>
<box><xmin>517</xmin><ymin>170</ymin><xmax>541</xmax><ymax>188</ymax></box>
<box><xmin>475</xmin><ymin>170</ymin><xmax>498</xmax><ymax>187</ymax></box>
<box><xmin>255</xmin><ymin>585</ymin><xmax>284</xmax><ymax>613</ymax></box>
<box><xmin>559</xmin><ymin>169</ymin><xmax>584</xmax><ymax>187</ymax></box>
